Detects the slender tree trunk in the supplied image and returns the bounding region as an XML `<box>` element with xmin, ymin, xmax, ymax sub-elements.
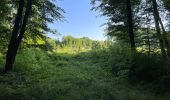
<box><xmin>126</xmin><ymin>0</ymin><xmax>136</xmax><ymax>51</ymax></box>
<box><xmin>159</xmin><ymin>19</ymin><xmax>170</xmax><ymax>57</ymax></box>
<box><xmin>4</xmin><ymin>0</ymin><xmax>24</xmax><ymax>73</ymax></box>
<box><xmin>4</xmin><ymin>0</ymin><xmax>32</xmax><ymax>73</ymax></box>
<box><xmin>17</xmin><ymin>0</ymin><xmax>32</xmax><ymax>46</ymax></box>
<box><xmin>151</xmin><ymin>0</ymin><xmax>167</xmax><ymax>59</ymax></box>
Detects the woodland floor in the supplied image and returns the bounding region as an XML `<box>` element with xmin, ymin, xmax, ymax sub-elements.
<box><xmin>0</xmin><ymin>52</ymin><xmax>169</xmax><ymax>100</ymax></box>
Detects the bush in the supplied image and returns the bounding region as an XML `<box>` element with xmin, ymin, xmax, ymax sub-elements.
<box><xmin>107</xmin><ymin>42</ymin><xmax>170</xmax><ymax>89</ymax></box>
<box><xmin>14</xmin><ymin>48</ymin><xmax>49</xmax><ymax>72</ymax></box>
<box><xmin>108</xmin><ymin>42</ymin><xmax>133</xmax><ymax>77</ymax></box>
<box><xmin>128</xmin><ymin>54</ymin><xmax>170</xmax><ymax>93</ymax></box>
<box><xmin>129</xmin><ymin>54</ymin><xmax>162</xmax><ymax>82</ymax></box>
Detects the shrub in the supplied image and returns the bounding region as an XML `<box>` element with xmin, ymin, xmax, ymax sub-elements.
<box><xmin>14</xmin><ymin>48</ymin><xmax>49</xmax><ymax>72</ymax></box>
<box><xmin>108</xmin><ymin>42</ymin><xmax>133</xmax><ymax>77</ymax></box>
<box><xmin>106</xmin><ymin>42</ymin><xmax>170</xmax><ymax>93</ymax></box>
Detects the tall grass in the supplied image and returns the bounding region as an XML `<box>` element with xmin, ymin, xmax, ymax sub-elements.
<box><xmin>0</xmin><ymin>46</ymin><xmax>169</xmax><ymax>100</ymax></box>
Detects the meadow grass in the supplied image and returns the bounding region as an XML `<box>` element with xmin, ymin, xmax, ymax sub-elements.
<box><xmin>0</xmin><ymin>48</ymin><xmax>169</xmax><ymax>100</ymax></box>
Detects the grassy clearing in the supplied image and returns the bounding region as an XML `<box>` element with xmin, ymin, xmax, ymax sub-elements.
<box><xmin>0</xmin><ymin>48</ymin><xmax>169</xmax><ymax>100</ymax></box>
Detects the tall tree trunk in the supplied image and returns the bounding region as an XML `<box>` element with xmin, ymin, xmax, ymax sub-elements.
<box><xmin>151</xmin><ymin>0</ymin><xmax>167</xmax><ymax>59</ymax></box>
<box><xmin>17</xmin><ymin>0</ymin><xmax>32</xmax><ymax>46</ymax></box>
<box><xmin>126</xmin><ymin>0</ymin><xmax>136</xmax><ymax>51</ymax></box>
<box><xmin>4</xmin><ymin>0</ymin><xmax>32</xmax><ymax>73</ymax></box>
<box><xmin>4</xmin><ymin>0</ymin><xmax>24</xmax><ymax>73</ymax></box>
<box><xmin>159</xmin><ymin>19</ymin><xmax>170</xmax><ymax>57</ymax></box>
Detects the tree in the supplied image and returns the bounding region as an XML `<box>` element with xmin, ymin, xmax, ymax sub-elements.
<box><xmin>91</xmin><ymin>0</ymin><xmax>140</xmax><ymax>51</ymax></box>
<box><xmin>92</xmin><ymin>0</ymin><xmax>170</xmax><ymax>58</ymax></box>
<box><xmin>126</xmin><ymin>0</ymin><xmax>136</xmax><ymax>51</ymax></box>
<box><xmin>4</xmin><ymin>0</ymin><xmax>32</xmax><ymax>73</ymax></box>
<box><xmin>162</xmin><ymin>0</ymin><xmax>170</xmax><ymax>57</ymax></box>
<box><xmin>151</xmin><ymin>0</ymin><xmax>167</xmax><ymax>59</ymax></box>
<box><xmin>4</xmin><ymin>0</ymin><xmax>64</xmax><ymax>73</ymax></box>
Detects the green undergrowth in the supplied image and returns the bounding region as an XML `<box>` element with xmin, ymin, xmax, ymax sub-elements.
<box><xmin>0</xmin><ymin>48</ymin><xmax>169</xmax><ymax>100</ymax></box>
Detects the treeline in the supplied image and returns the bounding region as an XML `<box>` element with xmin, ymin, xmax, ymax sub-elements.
<box><xmin>30</xmin><ymin>36</ymin><xmax>111</xmax><ymax>52</ymax></box>
<box><xmin>61</xmin><ymin>36</ymin><xmax>110</xmax><ymax>49</ymax></box>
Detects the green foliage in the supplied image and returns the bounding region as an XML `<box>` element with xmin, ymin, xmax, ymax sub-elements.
<box><xmin>25</xmin><ymin>0</ymin><xmax>65</xmax><ymax>41</ymax></box>
<box><xmin>1</xmin><ymin>49</ymin><xmax>169</xmax><ymax>100</ymax></box>
<box><xmin>91</xmin><ymin>0</ymin><xmax>140</xmax><ymax>41</ymax></box>
<box><xmin>0</xmin><ymin>46</ymin><xmax>170</xmax><ymax>99</ymax></box>
<box><xmin>0</xmin><ymin>53</ymin><xmax>5</xmax><ymax>71</ymax></box>
<box><xmin>0</xmin><ymin>0</ymin><xmax>11</xmax><ymax>50</ymax></box>
<box><xmin>36</xmin><ymin>36</ymin><xmax>111</xmax><ymax>54</ymax></box>
<box><xmin>14</xmin><ymin>48</ymin><xmax>49</xmax><ymax>72</ymax></box>
<box><xmin>107</xmin><ymin>42</ymin><xmax>133</xmax><ymax>77</ymax></box>
<box><xmin>62</xmin><ymin>36</ymin><xmax>106</xmax><ymax>50</ymax></box>
<box><xmin>0</xmin><ymin>0</ymin><xmax>170</xmax><ymax>99</ymax></box>
<box><xmin>102</xmin><ymin>42</ymin><xmax>170</xmax><ymax>93</ymax></box>
<box><xmin>129</xmin><ymin>54</ymin><xmax>163</xmax><ymax>82</ymax></box>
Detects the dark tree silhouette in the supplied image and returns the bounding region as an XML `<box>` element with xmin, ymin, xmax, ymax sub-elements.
<box><xmin>151</xmin><ymin>0</ymin><xmax>167</xmax><ymax>59</ymax></box>
<box><xmin>126</xmin><ymin>0</ymin><xmax>136</xmax><ymax>51</ymax></box>
<box><xmin>4</xmin><ymin>0</ymin><xmax>32</xmax><ymax>73</ymax></box>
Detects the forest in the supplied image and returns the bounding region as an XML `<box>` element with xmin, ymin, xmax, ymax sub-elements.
<box><xmin>0</xmin><ymin>0</ymin><xmax>170</xmax><ymax>100</ymax></box>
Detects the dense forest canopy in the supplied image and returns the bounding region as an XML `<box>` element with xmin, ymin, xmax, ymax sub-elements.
<box><xmin>0</xmin><ymin>0</ymin><xmax>170</xmax><ymax>99</ymax></box>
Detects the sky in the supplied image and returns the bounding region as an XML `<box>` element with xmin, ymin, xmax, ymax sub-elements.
<box><xmin>48</xmin><ymin>0</ymin><xmax>107</xmax><ymax>40</ymax></box>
